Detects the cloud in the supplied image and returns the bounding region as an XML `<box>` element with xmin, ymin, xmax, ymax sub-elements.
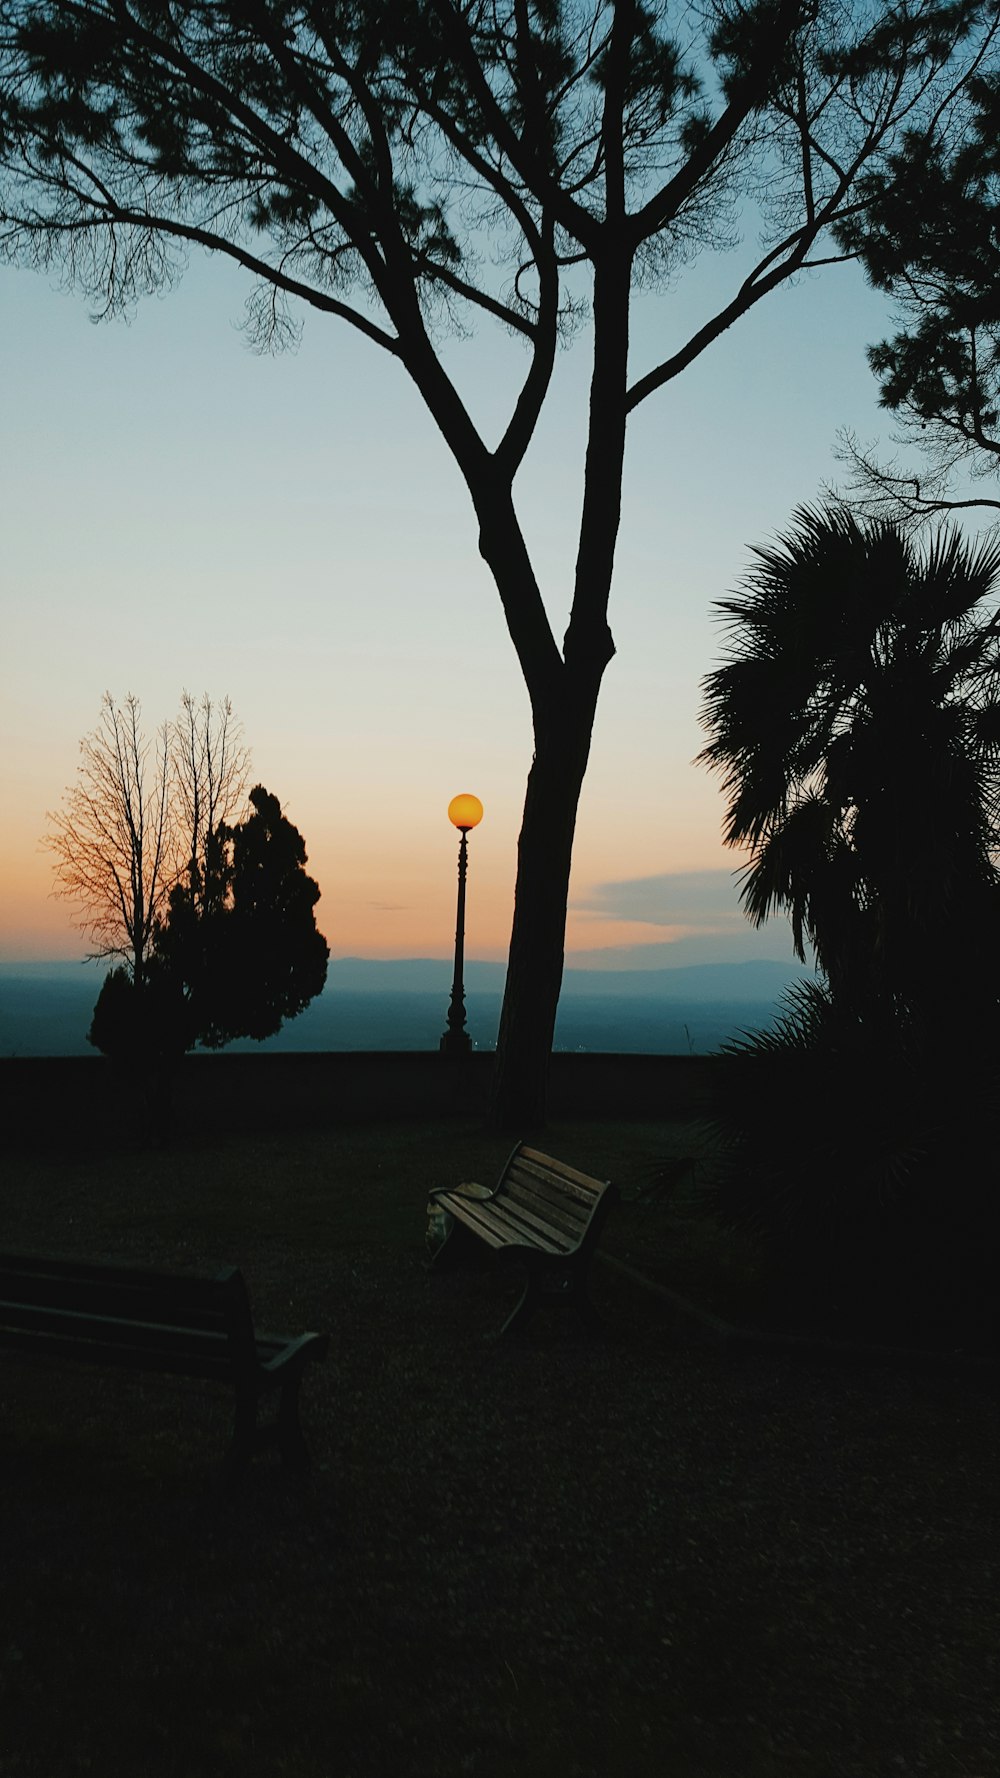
<box><xmin>573</xmin><ymin>868</ymin><xmax>750</xmax><ymax>929</ymax></box>
<box><xmin>567</xmin><ymin>869</ymin><xmax>809</xmax><ymax>970</ymax></box>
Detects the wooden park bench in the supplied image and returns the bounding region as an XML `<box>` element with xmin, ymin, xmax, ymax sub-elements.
<box><xmin>0</xmin><ymin>1252</ymin><xmax>329</xmax><ymax>1487</ymax></box>
<box><xmin>428</xmin><ymin>1142</ymin><xmax>619</xmax><ymax>1336</ymax></box>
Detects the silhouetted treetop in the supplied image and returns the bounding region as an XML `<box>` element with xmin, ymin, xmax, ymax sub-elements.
<box><xmin>700</xmin><ymin>503</ymin><xmax>1000</xmax><ymax>1031</ymax></box>
<box><xmin>832</xmin><ymin>38</ymin><xmax>1000</xmax><ymax>522</ymax></box>
<box><xmin>4</xmin><ymin>4</ymin><xmax>985</xmax><ymax>401</ymax></box>
<box><xmin>154</xmin><ymin>783</ymin><xmax>329</xmax><ymax>1049</ymax></box>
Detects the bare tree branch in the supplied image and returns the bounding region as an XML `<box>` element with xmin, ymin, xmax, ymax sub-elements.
<box><xmin>825</xmin><ymin>426</ymin><xmax>1000</xmax><ymax>528</ymax></box>
<box><xmin>44</xmin><ymin>690</ymin><xmax>251</xmax><ymax>978</ymax></box>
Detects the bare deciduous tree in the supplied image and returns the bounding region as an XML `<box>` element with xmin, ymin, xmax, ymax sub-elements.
<box><xmin>172</xmin><ymin>691</ymin><xmax>250</xmax><ymax>915</ymax></box>
<box><xmin>45</xmin><ymin>691</ymin><xmax>250</xmax><ymax>984</ymax></box>
<box><xmin>46</xmin><ymin>692</ymin><xmax>173</xmax><ymax>987</ymax></box>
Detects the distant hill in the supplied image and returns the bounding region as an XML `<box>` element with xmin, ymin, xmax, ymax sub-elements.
<box><xmin>329</xmin><ymin>955</ymin><xmax>810</xmax><ymax>1002</ymax></box>
<box><xmin>0</xmin><ymin>955</ymin><xmax>813</xmax><ymax>1057</ymax></box>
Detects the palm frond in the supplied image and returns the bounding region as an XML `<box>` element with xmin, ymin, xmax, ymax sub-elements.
<box><xmin>699</xmin><ymin>502</ymin><xmax>1000</xmax><ymax>1022</ymax></box>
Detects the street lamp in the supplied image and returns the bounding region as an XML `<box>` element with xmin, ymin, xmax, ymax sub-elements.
<box><xmin>440</xmin><ymin>792</ymin><xmax>483</xmax><ymax>1058</ymax></box>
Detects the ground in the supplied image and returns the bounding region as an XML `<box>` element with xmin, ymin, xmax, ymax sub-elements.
<box><xmin>1</xmin><ymin>1114</ymin><xmax>997</xmax><ymax>1776</ymax></box>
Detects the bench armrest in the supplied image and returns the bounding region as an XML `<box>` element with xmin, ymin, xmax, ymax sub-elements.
<box><xmin>428</xmin><ymin>1181</ymin><xmax>497</xmax><ymax>1206</ymax></box>
<box><xmin>429</xmin><ymin>1140</ymin><xmax>524</xmax><ymax>1209</ymax></box>
<box><xmin>258</xmin><ymin>1330</ymin><xmax>330</xmax><ymax>1376</ymax></box>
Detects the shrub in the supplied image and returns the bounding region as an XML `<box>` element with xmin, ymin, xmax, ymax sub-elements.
<box><xmin>705</xmin><ymin>981</ymin><xmax>998</xmax><ymax>1348</ymax></box>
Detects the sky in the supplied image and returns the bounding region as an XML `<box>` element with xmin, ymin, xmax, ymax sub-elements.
<box><xmin>1</xmin><ymin>208</ymin><xmax>903</xmax><ymax>976</ymax></box>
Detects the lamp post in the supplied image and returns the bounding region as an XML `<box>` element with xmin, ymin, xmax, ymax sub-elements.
<box><xmin>440</xmin><ymin>793</ymin><xmax>483</xmax><ymax>1058</ymax></box>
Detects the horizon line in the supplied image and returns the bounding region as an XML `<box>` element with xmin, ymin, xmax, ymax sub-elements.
<box><xmin>1</xmin><ymin>951</ymin><xmax>807</xmax><ymax>974</ymax></box>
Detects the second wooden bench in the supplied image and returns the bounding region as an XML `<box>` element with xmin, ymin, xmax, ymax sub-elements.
<box><xmin>0</xmin><ymin>1251</ymin><xmax>329</xmax><ymax>1488</ymax></box>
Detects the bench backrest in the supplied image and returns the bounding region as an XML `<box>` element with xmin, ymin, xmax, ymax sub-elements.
<box><xmin>0</xmin><ymin>1252</ymin><xmax>259</xmax><ymax>1380</ymax></box>
<box><xmin>496</xmin><ymin>1145</ymin><xmax>615</xmax><ymax>1252</ymax></box>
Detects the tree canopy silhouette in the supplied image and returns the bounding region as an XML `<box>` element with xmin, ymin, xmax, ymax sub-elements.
<box><xmin>92</xmin><ymin>784</ymin><xmax>329</xmax><ymax>1057</ymax></box>
<box><xmin>833</xmin><ymin>48</ymin><xmax>1000</xmax><ymax>525</ymax></box>
<box><xmin>155</xmin><ymin>784</ymin><xmax>330</xmax><ymax>1049</ymax></box>
<box><xmin>699</xmin><ymin>503</ymin><xmax>1000</xmax><ymax>1040</ymax></box>
<box><xmin>5</xmin><ymin>0</ymin><xmax>996</xmax><ymax>1120</ymax></box>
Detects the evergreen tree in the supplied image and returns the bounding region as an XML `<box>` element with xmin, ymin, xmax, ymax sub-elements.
<box><xmin>155</xmin><ymin>786</ymin><xmax>329</xmax><ymax>1049</ymax></box>
<box><xmin>835</xmin><ymin>67</ymin><xmax>1000</xmax><ymax>524</ymax></box>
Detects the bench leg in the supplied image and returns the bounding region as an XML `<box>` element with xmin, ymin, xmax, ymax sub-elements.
<box><xmin>276</xmin><ymin>1370</ymin><xmax>311</xmax><ymax>1472</ymax></box>
<box><xmin>497</xmin><ymin>1273</ymin><xmax>541</xmax><ymax>1339</ymax></box>
<box><xmin>221</xmin><ymin>1377</ymin><xmax>312</xmax><ymax>1486</ymax></box>
<box><xmin>221</xmin><ymin>1390</ymin><xmax>259</xmax><ymax>1491</ymax></box>
<box><xmin>498</xmin><ymin>1265</ymin><xmax>605</xmax><ymax>1339</ymax></box>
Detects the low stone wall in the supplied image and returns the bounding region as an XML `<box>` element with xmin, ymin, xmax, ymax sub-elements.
<box><xmin>1</xmin><ymin>1050</ymin><xmax>719</xmax><ymax>1148</ymax></box>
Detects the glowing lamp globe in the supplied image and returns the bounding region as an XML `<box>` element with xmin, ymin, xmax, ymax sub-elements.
<box><xmin>448</xmin><ymin>793</ymin><xmax>484</xmax><ymax>832</ymax></box>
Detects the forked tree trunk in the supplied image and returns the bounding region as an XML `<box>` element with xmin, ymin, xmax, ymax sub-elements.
<box><xmin>466</xmin><ymin>261</ymin><xmax>626</xmax><ymax>1129</ymax></box>
<box><xmin>489</xmin><ymin>668</ymin><xmax>605</xmax><ymax>1129</ymax></box>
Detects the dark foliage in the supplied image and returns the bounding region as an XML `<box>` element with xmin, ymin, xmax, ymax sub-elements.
<box><xmin>90</xmin><ymin>785</ymin><xmax>329</xmax><ymax>1060</ymax></box>
<box><xmin>87</xmin><ymin>960</ymin><xmax>188</xmax><ymax>1062</ymax></box>
<box><xmin>835</xmin><ymin>62</ymin><xmax>1000</xmax><ymax>520</ymax></box>
<box><xmin>698</xmin><ymin>509</ymin><xmax>1000</xmax><ymax>1338</ymax></box>
<box><xmin>700</xmin><ymin>505</ymin><xmax>1000</xmax><ymax>1042</ymax></box>
<box><xmin>705</xmin><ymin>982</ymin><xmax>1000</xmax><ymax>1346</ymax></box>
<box><xmin>155</xmin><ymin>784</ymin><xmax>329</xmax><ymax>1048</ymax></box>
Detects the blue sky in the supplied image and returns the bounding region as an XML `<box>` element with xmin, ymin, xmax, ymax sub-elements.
<box><xmin>2</xmin><ymin>205</ymin><xmax>902</xmax><ymax>972</ymax></box>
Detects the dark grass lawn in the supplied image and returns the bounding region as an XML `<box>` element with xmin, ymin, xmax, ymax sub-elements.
<box><xmin>2</xmin><ymin>1113</ymin><xmax>998</xmax><ymax>1777</ymax></box>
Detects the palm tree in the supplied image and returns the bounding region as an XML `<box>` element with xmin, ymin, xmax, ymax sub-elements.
<box><xmin>698</xmin><ymin>509</ymin><xmax>1000</xmax><ymax>1342</ymax></box>
<box><xmin>699</xmin><ymin>505</ymin><xmax>1000</xmax><ymax>1043</ymax></box>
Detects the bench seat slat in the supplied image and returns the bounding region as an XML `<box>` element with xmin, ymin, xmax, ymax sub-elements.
<box><xmin>499</xmin><ymin>1186</ymin><xmax>589</xmax><ymax>1245</ymax></box>
<box><xmin>0</xmin><ymin>1286</ymin><xmax>232</xmax><ymax>1332</ymax></box>
<box><xmin>0</xmin><ymin>1264</ymin><xmax>239</xmax><ymax>1329</ymax></box>
<box><xmin>506</xmin><ymin>1151</ymin><xmax>596</xmax><ymax>1187</ymax></box>
<box><xmin>477</xmin><ymin>1195</ymin><xmax>578</xmax><ymax>1251</ymax></box>
<box><xmin>507</xmin><ymin>1155</ymin><xmax>606</xmax><ymax>1210</ymax></box>
<box><xmin>2</xmin><ymin>1324</ymin><xmax>327</xmax><ymax>1381</ymax></box>
<box><xmin>436</xmin><ymin>1192</ymin><xmax>571</xmax><ymax>1254</ymax></box>
<box><xmin>0</xmin><ymin>1254</ymin><xmax>236</xmax><ymax>1293</ymax></box>
<box><xmin>519</xmin><ymin>1147</ymin><xmax>609</xmax><ymax>1194</ymax></box>
<box><xmin>438</xmin><ymin>1192</ymin><xmax>571</xmax><ymax>1253</ymax></box>
<box><xmin>0</xmin><ymin>1300</ymin><xmax>234</xmax><ymax>1351</ymax></box>
<box><xmin>434</xmin><ymin>1197</ymin><xmax>511</xmax><ymax>1247</ymax></box>
<box><xmin>2</xmin><ymin>1326</ymin><xmax>241</xmax><ymax>1380</ymax></box>
<box><xmin>501</xmin><ymin>1173</ymin><xmax>594</xmax><ymax>1235</ymax></box>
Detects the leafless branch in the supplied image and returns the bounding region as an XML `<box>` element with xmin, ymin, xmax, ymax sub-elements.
<box><xmin>44</xmin><ymin>690</ymin><xmax>251</xmax><ymax>976</ymax></box>
<box><xmin>825</xmin><ymin>426</ymin><xmax>1000</xmax><ymax>530</ymax></box>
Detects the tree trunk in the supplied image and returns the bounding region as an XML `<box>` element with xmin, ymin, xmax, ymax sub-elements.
<box><xmin>466</xmin><ymin>255</ymin><xmax>627</xmax><ymax>1130</ymax></box>
<box><xmin>489</xmin><ymin>668</ymin><xmax>605</xmax><ymax>1129</ymax></box>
